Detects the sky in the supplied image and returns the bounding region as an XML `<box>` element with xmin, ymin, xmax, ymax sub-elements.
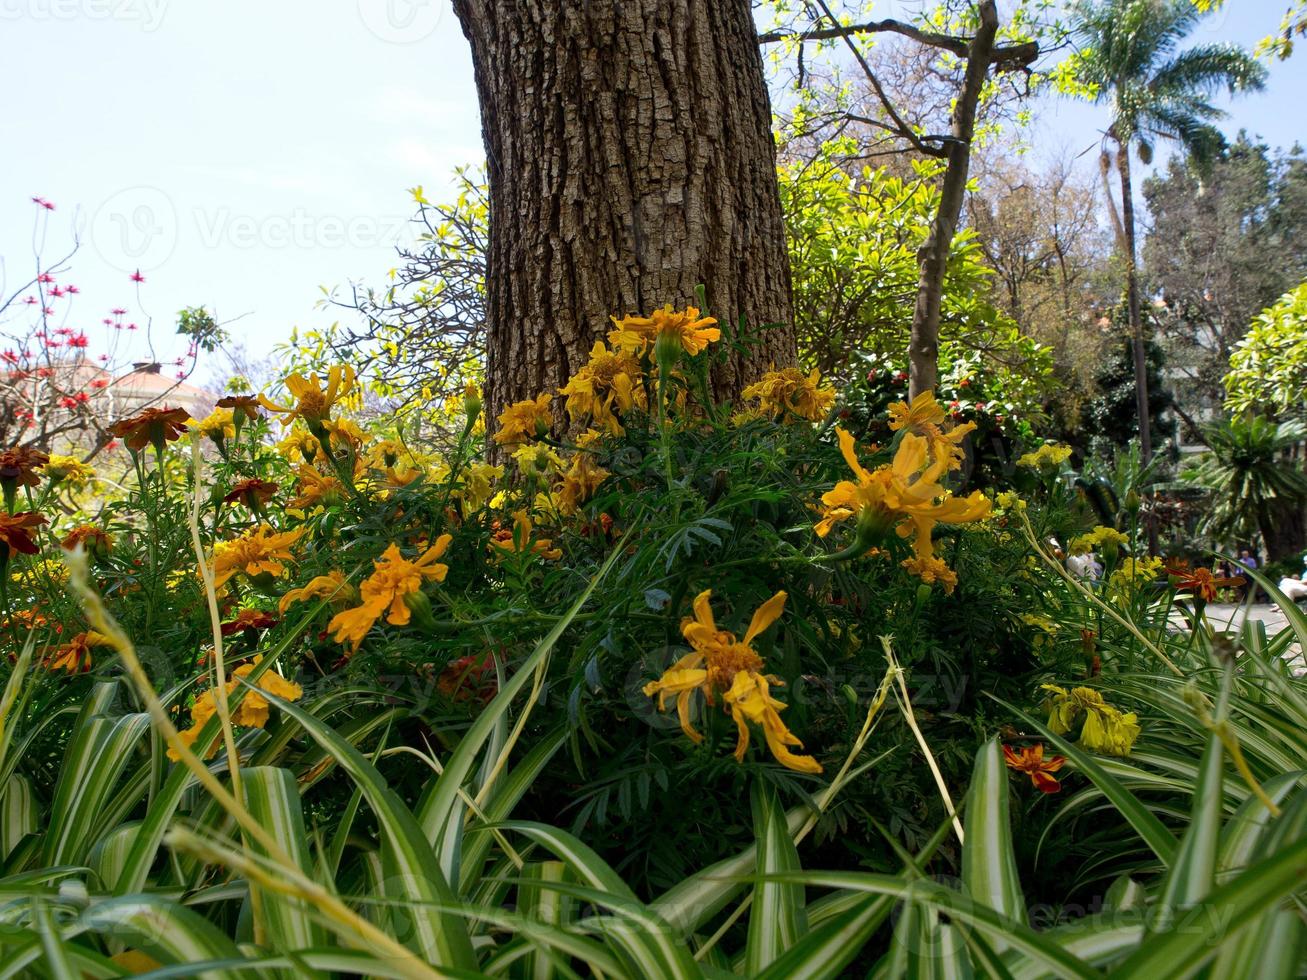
<box><xmin>1</xmin><ymin>0</ymin><xmax>1303</xmax><ymax>384</ymax></box>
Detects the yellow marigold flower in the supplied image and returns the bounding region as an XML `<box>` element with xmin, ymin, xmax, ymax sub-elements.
<box><xmin>994</xmin><ymin>491</ymin><xmax>1025</xmax><ymax>512</ymax></box>
<box><xmin>457</xmin><ymin>462</ymin><xmax>502</xmax><ymax>512</ymax></box>
<box><xmin>643</xmin><ymin>590</ymin><xmax>821</xmax><ymax>774</ymax></box>
<box><xmin>1017</xmin><ymin>443</ymin><xmax>1073</xmax><ymax>470</ymax></box>
<box><xmin>742</xmin><ymin>367</ymin><xmax>836</xmax><ymax>422</ymax></box>
<box><xmin>489</xmin><ymin>511</ymin><xmax>562</xmax><ymax>561</ymax></box>
<box><xmin>259</xmin><ymin>366</ymin><xmax>356</xmax><ymax>428</ymax></box>
<box><xmin>512</xmin><ymin>442</ymin><xmax>565</xmax><ymax>479</ymax></box>
<box><xmin>815</xmin><ymin>428</ymin><xmax>990</xmax><ymax>585</ymax></box>
<box><xmin>608</xmin><ymin>304</ymin><xmax>720</xmax><ymax>357</ymax></box>
<box><xmin>1069</xmin><ymin>525</ymin><xmax>1129</xmax><ymax>556</ymax></box>
<box><xmin>901</xmin><ymin>555</ymin><xmax>959</xmax><ymax>594</ymax></box>
<box><xmin>559</xmin><ymin>452</ymin><xmax>610</xmax><ymax>515</ymax></box>
<box><xmin>167</xmin><ymin>656</ymin><xmax>303</xmax><ymax>760</ymax></box>
<box><xmin>324</xmin><ymin>417</ymin><xmax>367</xmax><ymax>453</ymax></box>
<box><xmin>276</xmin><ymin>429</ymin><xmax>320</xmax><ymax>465</ymax></box>
<box><xmin>212</xmin><ymin>525</ymin><xmax>306</xmax><ymax>589</ymax></box>
<box><xmin>278</xmin><ymin>570</ymin><xmax>358</xmax><ymax>615</ymax></box>
<box><xmin>366</xmin><ymin>438</ymin><xmax>404</xmax><ymax>470</ymax></box>
<box><xmin>189</xmin><ymin>408</ymin><xmax>236</xmax><ymax>445</ymax></box>
<box><xmin>887</xmin><ymin>391</ymin><xmax>975</xmax><ymax>475</ymax></box>
<box><xmin>41</xmin><ymin>454</ymin><xmax>96</xmax><ymax>489</ymax></box>
<box><xmin>559</xmin><ymin>341</ymin><xmax>646</xmax><ymax>434</ymax></box>
<box><xmin>327</xmin><ymin>536</ymin><xmax>452</xmax><ymax>652</ymax></box>
<box><xmin>1107</xmin><ymin>556</ymin><xmax>1164</xmax><ymax>603</ymax></box>
<box><xmin>11</xmin><ymin>557</ymin><xmax>69</xmax><ymax>589</ymax></box>
<box><xmin>494</xmin><ymin>394</ymin><xmax>554</xmax><ymax>446</ymax></box>
<box><xmin>288</xmin><ymin>466</ymin><xmax>347</xmax><ymax>510</ymax></box>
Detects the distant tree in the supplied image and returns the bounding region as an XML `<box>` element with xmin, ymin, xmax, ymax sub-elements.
<box><xmin>1080</xmin><ymin>331</ymin><xmax>1175</xmax><ymax>459</ymax></box>
<box><xmin>759</xmin><ymin>0</ymin><xmax>1043</xmax><ymax>396</ymax></box>
<box><xmin>1224</xmin><ymin>282</ymin><xmax>1307</xmax><ymax>421</ymax></box>
<box><xmin>1143</xmin><ymin>136</ymin><xmax>1307</xmax><ymax>424</ymax></box>
<box><xmin>968</xmin><ymin>151</ymin><xmax>1112</xmax><ymax>427</ymax></box>
<box><xmin>1064</xmin><ymin>0</ymin><xmax>1267</xmax><ymax>464</ymax></box>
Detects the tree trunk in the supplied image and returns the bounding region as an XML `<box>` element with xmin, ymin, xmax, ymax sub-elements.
<box><xmin>453</xmin><ymin>0</ymin><xmax>796</xmax><ymax>429</ymax></box>
<box><xmin>907</xmin><ymin>0</ymin><xmax>998</xmax><ymax>398</ymax></box>
<box><xmin>1116</xmin><ymin>138</ymin><xmax>1154</xmax><ymax>466</ymax></box>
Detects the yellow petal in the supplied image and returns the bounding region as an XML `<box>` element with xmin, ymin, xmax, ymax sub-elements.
<box><xmin>743</xmin><ymin>591</ymin><xmax>787</xmax><ymax>646</ymax></box>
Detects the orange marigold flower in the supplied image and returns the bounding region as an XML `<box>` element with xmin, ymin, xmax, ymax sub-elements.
<box><xmin>216</xmin><ymin>394</ymin><xmax>263</xmax><ymax>421</ymax></box>
<box><xmin>0</xmin><ymin>511</ymin><xmax>47</xmax><ymax>557</ymax></box>
<box><xmin>47</xmin><ymin>630</ymin><xmax>112</xmax><ymax>674</ymax></box>
<box><xmin>211</xmin><ymin>525</ymin><xmax>306</xmax><ymax>589</ymax></box>
<box><xmin>489</xmin><ymin>511</ymin><xmax>562</xmax><ymax>560</ymax></box>
<box><xmin>110</xmin><ymin>406</ymin><xmax>192</xmax><ymax>453</ymax></box>
<box><xmin>608</xmin><ymin>304</ymin><xmax>720</xmax><ymax>357</ymax></box>
<box><xmin>0</xmin><ymin>446</ymin><xmax>49</xmax><ymax>489</ymax></box>
<box><xmin>278</xmin><ymin>570</ymin><xmax>357</xmax><ymax>614</ymax></box>
<box><xmin>1168</xmin><ymin>565</ymin><xmax>1243</xmax><ymax>604</ymax></box>
<box><xmin>493</xmin><ymin>394</ymin><xmax>553</xmax><ymax>446</ymax></box>
<box><xmin>328</xmin><ymin>536</ymin><xmax>452</xmax><ymax>652</ymax></box>
<box><xmin>61</xmin><ymin>525</ymin><xmax>113</xmax><ymax>558</ymax></box>
<box><xmin>1003</xmin><ymin>743</ymin><xmax>1066</xmax><ymax>793</ymax></box>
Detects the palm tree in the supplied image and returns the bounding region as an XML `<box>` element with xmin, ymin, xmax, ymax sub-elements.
<box><xmin>1068</xmin><ymin>0</ymin><xmax>1266</xmax><ymax>465</ymax></box>
<box><xmin>1183</xmin><ymin>416</ymin><xmax>1307</xmax><ymax>559</ymax></box>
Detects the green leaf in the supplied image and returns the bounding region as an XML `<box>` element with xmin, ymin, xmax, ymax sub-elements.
<box><xmin>241</xmin><ymin>766</ymin><xmax>329</xmax><ymax>960</ymax></box>
<box><xmin>746</xmin><ymin>781</ymin><xmax>807</xmax><ymax>974</ymax></box>
<box><xmin>961</xmin><ymin>740</ymin><xmax>1026</xmax><ymax>927</ymax></box>
<box><xmin>1147</xmin><ymin>732</ymin><xmax>1224</xmax><ymax>934</ymax></box>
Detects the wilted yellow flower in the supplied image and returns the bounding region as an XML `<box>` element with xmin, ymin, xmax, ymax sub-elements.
<box><xmin>328</xmin><ymin>536</ymin><xmax>452</xmax><ymax>652</ymax></box>
<box><xmin>1069</xmin><ymin>525</ymin><xmax>1129</xmax><ymax>556</ymax></box>
<box><xmin>260</xmin><ymin>366</ymin><xmax>356</xmax><ymax>428</ymax></box>
<box><xmin>742</xmin><ymin>367</ymin><xmax>835</xmax><ymax>422</ymax></box>
<box><xmin>559</xmin><ymin>341</ymin><xmax>646</xmax><ymax>434</ymax></box>
<box><xmin>1041</xmin><ymin>684</ymin><xmax>1140</xmax><ymax>756</ymax></box>
<box><xmin>276</xmin><ymin>429</ymin><xmax>320</xmax><ymax>465</ymax></box>
<box><xmin>643</xmin><ymin>590</ymin><xmax>821</xmax><ymax>774</ymax></box>
<box><xmin>288</xmin><ymin>466</ymin><xmax>347</xmax><ymax>510</ymax></box>
<box><xmin>512</xmin><ymin>442</ymin><xmax>565</xmax><ymax>479</ymax></box>
<box><xmin>457</xmin><ymin>462</ymin><xmax>502</xmax><ymax>512</ymax></box>
<box><xmin>1018</xmin><ymin>443</ymin><xmax>1073</xmax><ymax>470</ymax></box>
<box><xmin>608</xmin><ymin>304</ymin><xmax>720</xmax><ymax>357</ymax></box>
<box><xmin>46</xmin><ymin>630</ymin><xmax>111</xmax><ymax>673</ymax></box>
<box><xmin>494</xmin><ymin>394</ymin><xmax>554</xmax><ymax>446</ymax></box>
<box><xmin>559</xmin><ymin>452</ymin><xmax>610</xmax><ymax>515</ymax></box>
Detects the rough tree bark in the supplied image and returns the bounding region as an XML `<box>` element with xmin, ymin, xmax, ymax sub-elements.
<box><xmin>453</xmin><ymin>0</ymin><xmax>796</xmax><ymax>427</ymax></box>
<box><xmin>906</xmin><ymin>0</ymin><xmax>999</xmax><ymax>399</ymax></box>
<box><xmin>1114</xmin><ymin>136</ymin><xmax>1154</xmax><ymax>466</ymax></box>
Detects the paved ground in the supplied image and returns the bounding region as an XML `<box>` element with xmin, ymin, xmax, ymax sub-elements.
<box><xmin>1176</xmin><ymin>602</ymin><xmax>1304</xmax><ymax>673</ymax></box>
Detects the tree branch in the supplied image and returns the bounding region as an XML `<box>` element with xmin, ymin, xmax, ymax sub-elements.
<box><xmin>757</xmin><ymin>18</ymin><xmax>1038</xmax><ymax>69</ymax></box>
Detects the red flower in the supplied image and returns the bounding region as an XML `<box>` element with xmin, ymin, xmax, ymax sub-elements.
<box><xmin>1003</xmin><ymin>743</ymin><xmax>1065</xmax><ymax>793</ymax></box>
<box><xmin>109</xmin><ymin>406</ymin><xmax>192</xmax><ymax>453</ymax></box>
<box><xmin>31</xmin><ymin>196</ymin><xmax>55</xmax><ymax>211</ymax></box>
<box><xmin>0</xmin><ymin>512</ymin><xmax>47</xmax><ymax>556</ymax></box>
<box><xmin>220</xmin><ymin>609</ymin><xmax>279</xmax><ymax>636</ymax></box>
<box><xmin>223</xmin><ymin>478</ymin><xmax>279</xmax><ymax>510</ymax></box>
<box><xmin>0</xmin><ymin>446</ymin><xmax>50</xmax><ymax>489</ymax></box>
<box><xmin>130</xmin><ymin>269</ymin><xmax>145</xmax><ymax>283</ymax></box>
